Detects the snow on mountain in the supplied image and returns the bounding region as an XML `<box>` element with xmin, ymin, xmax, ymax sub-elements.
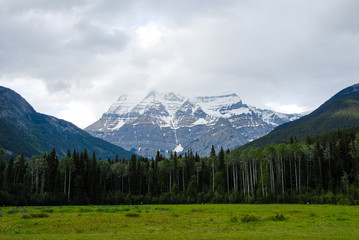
<box><xmin>194</xmin><ymin>94</ymin><xmax>242</xmax><ymax>118</ymax></box>
<box><xmin>85</xmin><ymin>91</ymin><xmax>302</xmax><ymax>157</ymax></box>
<box><xmin>108</xmin><ymin>94</ymin><xmax>144</xmax><ymax>115</ymax></box>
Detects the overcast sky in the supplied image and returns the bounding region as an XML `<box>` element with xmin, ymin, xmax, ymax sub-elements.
<box><xmin>1</xmin><ymin>0</ymin><xmax>358</xmax><ymax>128</ymax></box>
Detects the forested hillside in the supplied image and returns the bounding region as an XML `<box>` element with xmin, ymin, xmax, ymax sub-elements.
<box><xmin>1</xmin><ymin>127</ymin><xmax>359</xmax><ymax>205</ymax></box>
<box><xmin>0</xmin><ymin>86</ymin><xmax>133</xmax><ymax>160</ymax></box>
<box><xmin>242</xmin><ymin>84</ymin><xmax>359</xmax><ymax>148</ymax></box>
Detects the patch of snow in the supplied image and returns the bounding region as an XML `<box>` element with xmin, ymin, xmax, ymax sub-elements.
<box><xmin>230</xmin><ymin>107</ymin><xmax>251</xmax><ymax>115</ymax></box>
<box><xmin>108</xmin><ymin>94</ymin><xmax>145</xmax><ymax>115</ymax></box>
<box><xmin>193</xmin><ymin>118</ymin><xmax>210</xmax><ymax>125</ymax></box>
<box><xmin>141</xmin><ymin>91</ymin><xmax>186</xmax><ymax>116</ymax></box>
<box><xmin>290</xmin><ymin>115</ymin><xmax>301</xmax><ymax>121</ymax></box>
<box><xmin>109</xmin><ymin>120</ymin><xmax>126</xmax><ymax>130</ymax></box>
<box><xmin>194</xmin><ymin>94</ymin><xmax>242</xmax><ymax>118</ymax></box>
<box><xmin>159</xmin><ymin>115</ymin><xmax>172</xmax><ymax>128</ymax></box>
<box><xmin>174</xmin><ymin>144</ymin><xmax>184</xmax><ymax>153</ymax></box>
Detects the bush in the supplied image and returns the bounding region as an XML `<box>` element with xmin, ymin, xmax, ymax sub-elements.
<box><xmin>30</xmin><ymin>213</ymin><xmax>49</xmax><ymax>218</ymax></box>
<box><xmin>241</xmin><ymin>214</ymin><xmax>260</xmax><ymax>223</ymax></box>
<box><xmin>21</xmin><ymin>213</ymin><xmax>49</xmax><ymax>219</ymax></box>
<box><xmin>230</xmin><ymin>216</ymin><xmax>238</xmax><ymax>223</ymax></box>
<box><xmin>228</xmin><ymin>191</ymin><xmax>241</xmax><ymax>203</ymax></box>
<box><xmin>22</xmin><ymin>214</ymin><xmax>30</xmax><ymax>219</ymax></box>
<box><xmin>125</xmin><ymin>212</ymin><xmax>140</xmax><ymax>217</ymax></box>
<box><xmin>42</xmin><ymin>208</ymin><xmax>53</xmax><ymax>213</ymax></box>
<box><xmin>337</xmin><ymin>194</ymin><xmax>351</xmax><ymax>205</ymax></box>
<box><xmin>0</xmin><ymin>191</ymin><xmax>14</xmax><ymax>206</ymax></box>
<box><xmin>270</xmin><ymin>213</ymin><xmax>286</xmax><ymax>221</ymax></box>
<box><xmin>96</xmin><ymin>207</ymin><xmax>125</xmax><ymax>213</ymax></box>
<box><xmin>7</xmin><ymin>209</ymin><xmax>17</xmax><ymax>214</ymax></box>
<box><xmin>78</xmin><ymin>207</ymin><xmax>93</xmax><ymax>213</ymax></box>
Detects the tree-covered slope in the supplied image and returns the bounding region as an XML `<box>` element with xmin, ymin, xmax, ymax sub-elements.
<box><xmin>241</xmin><ymin>84</ymin><xmax>359</xmax><ymax>148</ymax></box>
<box><xmin>0</xmin><ymin>86</ymin><xmax>133</xmax><ymax>159</ymax></box>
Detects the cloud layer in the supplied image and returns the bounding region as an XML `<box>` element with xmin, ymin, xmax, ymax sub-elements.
<box><xmin>1</xmin><ymin>0</ymin><xmax>358</xmax><ymax>128</ymax></box>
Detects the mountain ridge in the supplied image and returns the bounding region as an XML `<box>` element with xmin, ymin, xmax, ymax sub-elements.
<box><xmin>0</xmin><ymin>86</ymin><xmax>133</xmax><ymax>160</ymax></box>
<box><xmin>86</xmin><ymin>91</ymin><xmax>301</xmax><ymax>157</ymax></box>
<box><xmin>240</xmin><ymin>83</ymin><xmax>359</xmax><ymax>149</ymax></box>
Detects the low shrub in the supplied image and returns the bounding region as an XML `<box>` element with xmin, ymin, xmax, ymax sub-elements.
<box><xmin>21</xmin><ymin>213</ymin><xmax>49</xmax><ymax>219</ymax></box>
<box><xmin>42</xmin><ymin>209</ymin><xmax>53</xmax><ymax>213</ymax></box>
<box><xmin>230</xmin><ymin>216</ymin><xmax>238</xmax><ymax>223</ymax></box>
<box><xmin>78</xmin><ymin>207</ymin><xmax>93</xmax><ymax>213</ymax></box>
<box><xmin>241</xmin><ymin>214</ymin><xmax>260</xmax><ymax>223</ymax></box>
<box><xmin>270</xmin><ymin>213</ymin><xmax>286</xmax><ymax>221</ymax></box>
<box><xmin>30</xmin><ymin>213</ymin><xmax>49</xmax><ymax>218</ymax></box>
<box><xmin>191</xmin><ymin>209</ymin><xmax>203</xmax><ymax>212</ymax></box>
<box><xmin>7</xmin><ymin>209</ymin><xmax>17</xmax><ymax>214</ymax></box>
<box><xmin>96</xmin><ymin>207</ymin><xmax>127</xmax><ymax>213</ymax></box>
<box><xmin>22</xmin><ymin>214</ymin><xmax>30</xmax><ymax>219</ymax></box>
<box><xmin>125</xmin><ymin>212</ymin><xmax>140</xmax><ymax>217</ymax></box>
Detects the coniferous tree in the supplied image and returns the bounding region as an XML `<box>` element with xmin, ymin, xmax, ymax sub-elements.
<box><xmin>46</xmin><ymin>148</ymin><xmax>59</xmax><ymax>193</ymax></box>
<box><xmin>210</xmin><ymin>145</ymin><xmax>216</xmax><ymax>157</ymax></box>
<box><xmin>115</xmin><ymin>154</ymin><xmax>120</xmax><ymax>163</ymax></box>
<box><xmin>173</xmin><ymin>152</ymin><xmax>179</xmax><ymax>187</ymax></box>
<box><xmin>129</xmin><ymin>154</ymin><xmax>137</xmax><ymax>194</ymax></box>
<box><xmin>4</xmin><ymin>157</ymin><xmax>14</xmax><ymax>192</ymax></box>
<box><xmin>87</xmin><ymin>151</ymin><xmax>98</xmax><ymax>203</ymax></box>
<box><xmin>0</xmin><ymin>148</ymin><xmax>5</xmax><ymax>191</ymax></box>
<box><xmin>218</xmin><ymin>146</ymin><xmax>226</xmax><ymax>192</ymax></box>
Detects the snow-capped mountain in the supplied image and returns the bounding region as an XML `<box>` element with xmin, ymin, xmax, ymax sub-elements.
<box><xmin>85</xmin><ymin>91</ymin><xmax>301</xmax><ymax>157</ymax></box>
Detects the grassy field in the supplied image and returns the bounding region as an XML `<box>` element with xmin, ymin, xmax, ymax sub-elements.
<box><xmin>0</xmin><ymin>204</ymin><xmax>358</xmax><ymax>239</ymax></box>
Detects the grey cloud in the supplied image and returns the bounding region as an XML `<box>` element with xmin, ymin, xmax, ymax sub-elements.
<box><xmin>68</xmin><ymin>20</ymin><xmax>129</xmax><ymax>53</ymax></box>
<box><xmin>0</xmin><ymin>0</ymin><xmax>90</xmax><ymax>13</ymax></box>
<box><xmin>0</xmin><ymin>1</ymin><xmax>130</xmax><ymax>92</ymax></box>
<box><xmin>0</xmin><ymin>0</ymin><xmax>358</xmax><ymax>127</ymax></box>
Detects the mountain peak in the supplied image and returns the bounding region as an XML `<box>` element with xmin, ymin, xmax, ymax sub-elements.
<box><xmin>145</xmin><ymin>91</ymin><xmax>185</xmax><ymax>102</ymax></box>
<box><xmin>86</xmin><ymin>91</ymin><xmax>298</xmax><ymax>157</ymax></box>
<box><xmin>108</xmin><ymin>93</ymin><xmax>143</xmax><ymax>115</ymax></box>
<box><xmin>330</xmin><ymin>83</ymin><xmax>359</xmax><ymax>100</ymax></box>
<box><xmin>194</xmin><ymin>93</ymin><xmax>242</xmax><ymax>104</ymax></box>
<box><xmin>0</xmin><ymin>86</ymin><xmax>36</xmax><ymax>119</ymax></box>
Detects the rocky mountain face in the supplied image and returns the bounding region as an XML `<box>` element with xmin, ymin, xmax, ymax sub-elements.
<box><xmin>0</xmin><ymin>86</ymin><xmax>133</xmax><ymax>160</ymax></box>
<box><xmin>85</xmin><ymin>91</ymin><xmax>300</xmax><ymax>157</ymax></box>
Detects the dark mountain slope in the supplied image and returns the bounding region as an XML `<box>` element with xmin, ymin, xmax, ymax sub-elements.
<box><xmin>242</xmin><ymin>84</ymin><xmax>359</xmax><ymax>148</ymax></box>
<box><xmin>0</xmin><ymin>86</ymin><xmax>133</xmax><ymax>159</ymax></box>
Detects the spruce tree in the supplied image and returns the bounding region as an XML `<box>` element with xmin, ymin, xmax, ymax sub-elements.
<box><xmin>173</xmin><ymin>152</ymin><xmax>179</xmax><ymax>186</ymax></box>
<box><xmin>0</xmin><ymin>148</ymin><xmax>5</xmax><ymax>191</ymax></box>
<box><xmin>46</xmin><ymin>148</ymin><xmax>59</xmax><ymax>193</ymax></box>
<box><xmin>210</xmin><ymin>145</ymin><xmax>216</xmax><ymax>157</ymax></box>
<box><xmin>4</xmin><ymin>157</ymin><xmax>14</xmax><ymax>192</ymax></box>
<box><xmin>129</xmin><ymin>154</ymin><xmax>137</xmax><ymax>194</ymax></box>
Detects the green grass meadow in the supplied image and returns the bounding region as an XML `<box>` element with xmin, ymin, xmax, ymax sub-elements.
<box><xmin>0</xmin><ymin>204</ymin><xmax>358</xmax><ymax>239</ymax></box>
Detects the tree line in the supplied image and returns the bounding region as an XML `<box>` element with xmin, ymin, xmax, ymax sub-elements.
<box><xmin>1</xmin><ymin>128</ymin><xmax>359</xmax><ymax>205</ymax></box>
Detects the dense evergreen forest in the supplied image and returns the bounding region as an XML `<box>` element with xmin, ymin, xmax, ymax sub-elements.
<box><xmin>1</xmin><ymin>128</ymin><xmax>359</xmax><ymax>206</ymax></box>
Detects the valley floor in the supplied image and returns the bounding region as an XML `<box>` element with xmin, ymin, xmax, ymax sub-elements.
<box><xmin>0</xmin><ymin>204</ymin><xmax>358</xmax><ymax>239</ymax></box>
